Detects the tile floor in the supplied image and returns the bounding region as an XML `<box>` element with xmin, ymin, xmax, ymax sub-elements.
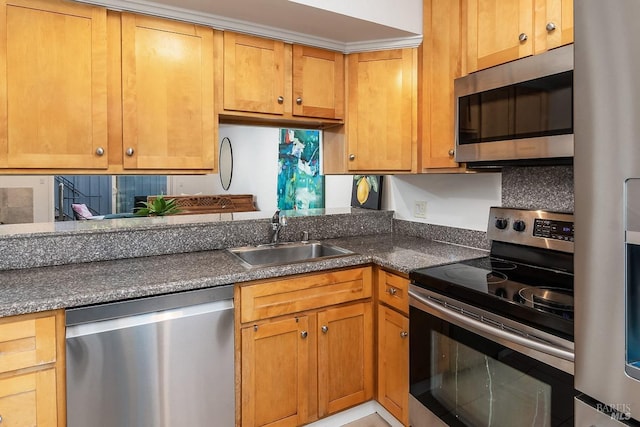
<box><xmin>342</xmin><ymin>414</ymin><xmax>391</xmax><ymax>427</ymax></box>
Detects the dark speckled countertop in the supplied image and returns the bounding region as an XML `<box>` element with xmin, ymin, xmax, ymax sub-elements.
<box><xmin>0</xmin><ymin>233</ymin><xmax>487</xmax><ymax>318</ymax></box>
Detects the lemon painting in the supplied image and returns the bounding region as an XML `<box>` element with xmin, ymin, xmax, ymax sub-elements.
<box><xmin>350</xmin><ymin>175</ymin><xmax>383</xmax><ymax>209</ymax></box>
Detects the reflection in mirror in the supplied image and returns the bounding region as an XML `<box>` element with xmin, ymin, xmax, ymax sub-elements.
<box><xmin>219</xmin><ymin>137</ymin><xmax>233</xmax><ymax>191</ymax></box>
<box><xmin>0</xmin><ymin>125</ymin><xmax>355</xmax><ymax>233</ymax></box>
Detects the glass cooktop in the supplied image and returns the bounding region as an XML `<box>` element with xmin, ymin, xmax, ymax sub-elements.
<box><xmin>410</xmin><ymin>256</ymin><xmax>574</xmax><ymax>340</ymax></box>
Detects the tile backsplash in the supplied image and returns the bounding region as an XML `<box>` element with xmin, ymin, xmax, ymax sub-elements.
<box><xmin>501</xmin><ymin>166</ymin><xmax>574</xmax><ymax>213</ymax></box>
<box><xmin>0</xmin><ymin>188</ymin><xmax>33</xmax><ymax>224</ymax></box>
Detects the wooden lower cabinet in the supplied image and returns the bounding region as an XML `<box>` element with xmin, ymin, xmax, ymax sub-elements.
<box><xmin>241</xmin><ymin>316</ymin><xmax>312</xmax><ymax>427</ymax></box>
<box><xmin>318</xmin><ymin>303</ymin><xmax>373</xmax><ymax>418</ymax></box>
<box><xmin>0</xmin><ymin>310</ymin><xmax>65</xmax><ymax>426</ymax></box>
<box><xmin>0</xmin><ymin>368</ymin><xmax>58</xmax><ymax>426</ymax></box>
<box><xmin>377</xmin><ymin>305</ymin><xmax>409</xmax><ymax>426</ymax></box>
<box><xmin>376</xmin><ymin>269</ymin><xmax>410</xmax><ymax>426</ymax></box>
<box><xmin>238</xmin><ymin>267</ymin><xmax>374</xmax><ymax>427</ymax></box>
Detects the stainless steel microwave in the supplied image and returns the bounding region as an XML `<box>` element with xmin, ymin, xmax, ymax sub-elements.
<box><xmin>454</xmin><ymin>45</ymin><xmax>573</xmax><ymax>167</ymax></box>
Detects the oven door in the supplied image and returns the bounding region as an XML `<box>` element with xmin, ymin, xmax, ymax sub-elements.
<box><xmin>409</xmin><ymin>286</ymin><xmax>575</xmax><ymax>427</ymax></box>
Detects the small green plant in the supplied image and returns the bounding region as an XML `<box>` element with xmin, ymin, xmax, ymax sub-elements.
<box><xmin>135</xmin><ymin>195</ymin><xmax>181</xmax><ymax>216</ymax></box>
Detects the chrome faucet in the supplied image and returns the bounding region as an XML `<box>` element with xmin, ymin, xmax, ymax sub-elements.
<box><xmin>270</xmin><ymin>210</ymin><xmax>287</xmax><ymax>244</ymax></box>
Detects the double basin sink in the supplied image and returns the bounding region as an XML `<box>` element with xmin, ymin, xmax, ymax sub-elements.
<box><xmin>227</xmin><ymin>241</ymin><xmax>353</xmax><ymax>268</ymax></box>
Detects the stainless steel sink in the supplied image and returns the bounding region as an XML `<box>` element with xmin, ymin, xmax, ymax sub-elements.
<box><xmin>226</xmin><ymin>241</ymin><xmax>353</xmax><ymax>268</ymax></box>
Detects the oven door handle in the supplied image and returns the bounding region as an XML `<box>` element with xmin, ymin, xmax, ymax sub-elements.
<box><xmin>409</xmin><ymin>289</ymin><xmax>575</xmax><ymax>362</ymax></box>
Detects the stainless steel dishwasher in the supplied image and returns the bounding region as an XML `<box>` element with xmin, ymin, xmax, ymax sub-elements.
<box><xmin>65</xmin><ymin>285</ymin><xmax>234</xmax><ymax>427</ymax></box>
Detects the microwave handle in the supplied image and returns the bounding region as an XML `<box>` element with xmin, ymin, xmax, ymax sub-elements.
<box><xmin>409</xmin><ymin>289</ymin><xmax>575</xmax><ymax>363</ymax></box>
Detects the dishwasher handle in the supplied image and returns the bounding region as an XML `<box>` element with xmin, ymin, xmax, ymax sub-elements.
<box><xmin>66</xmin><ymin>285</ymin><xmax>233</xmax><ymax>326</ymax></box>
<box><xmin>66</xmin><ymin>298</ymin><xmax>232</xmax><ymax>339</ymax></box>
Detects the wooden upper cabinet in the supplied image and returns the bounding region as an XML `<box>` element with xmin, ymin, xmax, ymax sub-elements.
<box><xmin>533</xmin><ymin>0</ymin><xmax>573</xmax><ymax>54</ymax></box>
<box><xmin>346</xmin><ymin>49</ymin><xmax>417</xmax><ymax>172</ymax></box>
<box><xmin>421</xmin><ymin>0</ymin><xmax>465</xmax><ymax>170</ymax></box>
<box><xmin>221</xmin><ymin>32</ymin><xmax>344</xmax><ymax>122</ymax></box>
<box><xmin>466</xmin><ymin>0</ymin><xmax>534</xmax><ymax>72</ymax></box>
<box><xmin>0</xmin><ymin>0</ymin><xmax>108</xmax><ymax>170</ymax></box>
<box><xmin>467</xmin><ymin>0</ymin><xmax>574</xmax><ymax>72</ymax></box>
<box><xmin>121</xmin><ymin>13</ymin><xmax>215</xmax><ymax>170</ymax></box>
<box><xmin>292</xmin><ymin>45</ymin><xmax>344</xmax><ymax>119</ymax></box>
<box><xmin>223</xmin><ymin>32</ymin><xmax>285</xmax><ymax>115</ymax></box>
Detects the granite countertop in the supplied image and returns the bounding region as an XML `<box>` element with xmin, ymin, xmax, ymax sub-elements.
<box><xmin>0</xmin><ymin>233</ymin><xmax>487</xmax><ymax>318</ymax></box>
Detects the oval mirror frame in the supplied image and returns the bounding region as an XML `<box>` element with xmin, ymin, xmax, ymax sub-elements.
<box><xmin>219</xmin><ymin>137</ymin><xmax>233</xmax><ymax>191</ymax></box>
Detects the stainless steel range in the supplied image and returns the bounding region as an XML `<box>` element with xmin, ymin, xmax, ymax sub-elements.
<box><xmin>408</xmin><ymin>207</ymin><xmax>576</xmax><ymax>427</ymax></box>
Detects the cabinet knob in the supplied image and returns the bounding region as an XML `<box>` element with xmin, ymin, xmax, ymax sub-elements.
<box><xmin>448</xmin><ymin>149</ymin><xmax>455</xmax><ymax>157</ymax></box>
<box><xmin>349</xmin><ymin>154</ymin><xmax>356</xmax><ymax>161</ymax></box>
<box><xmin>301</xmin><ymin>331</ymin><xmax>308</xmax><ymax>339</ymax></box>
<box><xmin>400</xmin><ymin>331</ymin><xmax>408</xmax><ymax>338</ymax></box>
<box><xmin>519</xmin><ymin>33</ymin><xmax>528</xmax><ymax>42</ymax></box>
<box><xmin>95</xmin><ymin>147</ymin><xmax>105</xmax><ymax>156</ymax></box>
<box><xmin>126</xmin><ymin>148</ymin><xmax>135</xmax><ymax>156</ymax></box>
<box><xmin>546</xmin><ymin>22</ymin><xmax>557</xmax><ymax>32</ymax></box>
<box><xmin>296</xmin><ymin>97</ymin><xmax>303</xmax><ymax>105</ymax></box>
<box><xmin>277</xmin><ymin>96</ymin><xmax>284</xmax><ymax>104</ymax></box>
<box><xmin>388</xmin><ymin>287</ymin><xmax>397</xmax><ymax>296</ymax></box>
<box><xmin>321</xmin><ymin>325</ymin><xmax>329</xmax><ymax>334</ymax></box>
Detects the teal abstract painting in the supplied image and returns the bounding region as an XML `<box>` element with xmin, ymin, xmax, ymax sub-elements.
<box><xmin>277</xmin><ymin>129</ymin><xmax>324</xmax><ymax>210</ymax></box>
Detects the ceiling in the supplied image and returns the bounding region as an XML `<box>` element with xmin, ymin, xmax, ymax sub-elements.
<box><xmin>86</xmin><ymin>0</ymin><xmax>423</xmax><ymax>52</ymax></box>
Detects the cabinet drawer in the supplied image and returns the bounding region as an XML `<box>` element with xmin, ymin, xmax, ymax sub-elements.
<box><xmin>0</xmin><ymin>313</ymin><xmax>58</xmax><ymax>374</ymax></box>
<box><xmin>0</xmin><ymin>368</ymin><xmax>58</xmax><ymax>425</ymax></box>
<box><xmin>377</xmin><ymin>270</ymin><xmax>409</xmax><ymax>315</ymax></box>
<box><xmin>240</xmin><ymin>267</ymin><xmax>372</xmax><ymax>323</ymax></box>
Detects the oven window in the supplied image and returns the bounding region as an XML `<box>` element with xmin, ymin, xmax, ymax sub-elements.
<box><xmin>410</xmin><ymin>307</ymin><xmax>574</xmax><ymax>427</ymax></box>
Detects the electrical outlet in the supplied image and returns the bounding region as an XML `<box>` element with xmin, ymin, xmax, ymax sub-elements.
<box><xmin>414</xmin><ymin>201</ymin><xmax>427</xmax><ymax>218</ymax></box>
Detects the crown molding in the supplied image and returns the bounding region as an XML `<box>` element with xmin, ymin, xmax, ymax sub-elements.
<box><xmin>75</xmin><ymin>0</ymin><xmax>422</xmax><ymax>53</ymax></box>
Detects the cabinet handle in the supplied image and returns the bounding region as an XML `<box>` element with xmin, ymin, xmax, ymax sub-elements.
<box><xmin>546</xmin><ymin>22</ymin><xmax>557</xmax><ymax>32</ymax></box>
<box><xmin>126</xmin><ymin>148</ymin><xmax>135</xmax><ymax>156</ymax></box>
<box><xmin>301</xmin><ymin>330</ymin><xmax>308</xmax><ymax>339</ymax></box>
<box><xmin>95</xmin><ymin>147</ymin><xmax>105</xmax><ymax>156</ymax></box>
<box><xmin>296</xmin><ymin>97</ymin><xmax>303</xmax><ymax>105</ymax></box>
<box><xmin>448</xmin><ymin>149</ymin><xmax>455</xmax><ymax>157</ymax></box>
<box><xmin>388</xmin><ymin>287</ymin><xmax>397</xmax><ymax>296</ymax></box>
<box><xmin>400</xmin><ymin>331</ymin><xmax>408</xmax><ymax>338</ymax></box>
<box><xmin>321</xmin><ymin>325</ymin><xmax>329</xmax><ymax>333</ymax></box>
<box><xmin>519</xmin><ymin>33</ymin><xmax>528</xmax><ymax>42</ymax></box>
<box><xmin>349</xmin><ymin>154</ymin><xmax>356</xmax><ymax>161</ymax></box>
<box><xmin>277</xmin><ymin>96</ymin><xmax>284</xmax><ymax>104</ymax></box>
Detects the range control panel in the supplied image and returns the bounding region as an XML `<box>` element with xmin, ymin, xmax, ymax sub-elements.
<box><xmin>533</xmin><ymin>218</ymin><xmax>574</xmax><ymax>241</ymax></box>
<box><xmin>488</xmin><ymin>207</ymin><xmax>574</xmax><ymax>253</ymax></box>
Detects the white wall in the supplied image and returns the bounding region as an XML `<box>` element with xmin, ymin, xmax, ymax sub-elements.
<box><xmin>288</xmin><ymin>0</ymin><xmax>423</xmax><ymax>35</ymax></box>
<box><xmin>169</xmin><ymin>125</ymin><xmax>354</xmax><ymax>213</ymax></box>
<box><xmin>382</xmin><ymin>174</ymin><xmax>502</xmax><ymax>231</ymax></box>
<box><xmin>170</xmin><ymin>126</ymin><xmax>502</xmax><ymax>230</ymax></box>
<box><xmin>0</xmin><ymin>176</ymin><xmax>54</xmax><ymax>223</ymax></box>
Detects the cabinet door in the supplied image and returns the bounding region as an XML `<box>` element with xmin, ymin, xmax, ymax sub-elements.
<box><xmin>242</xmin><ymin>316</ymin><xmax>311</xmax><ymax>427</ymax></box>
<box><xmin>121</xmin><ymin>13</ymin><xmax>215</xmax><ymax>170</ymax></box>
<box><xmin>317</xmin><ymin>302</ymin><xmax>373</xmax><ymax>417</ymax></box>
<box><xmin>534</xmin><ymin>0</ymin><xmax>573</xmax><ymax>54</ymax></box>
<box><xmin>377</xmin><ymin>305</ymin><xmax>409</xmax><ymax>426</ymax></box>
<box><xmin>421</xmin><ymin>0</ymin><xmax>464</xmax><ymax>169</ymax></box>
<box><xmin>347</xmin><ymin>49</ymin><xmax>417</xmax><ymax>172</ymax></box>
<box><xmin>0</xmin><ymin>368</ymin><xmax>58</xmax><ymax>426</ymax></box>
<box><xmin>467</xmin><ymin>0</ymin><xmax>534</xmax><ymax>72</ymax></box>
<box><xmin>292</xmin><ymin>45</ymin><xmax>344</xmax><ymax>119</ymax></box>
<box><xmin>223</xmin><ymin>32</ymin><xmax>285</xmax><ymax>115</ymax></box>
<box><xmin>0</xmin><ymin>0</ymin><xmax>108</xmax><ymax>169</ymax></box>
